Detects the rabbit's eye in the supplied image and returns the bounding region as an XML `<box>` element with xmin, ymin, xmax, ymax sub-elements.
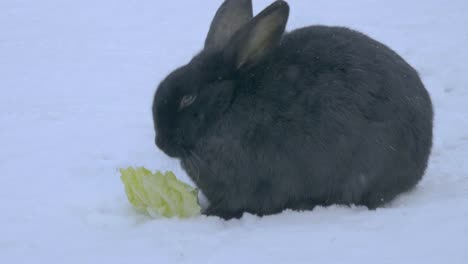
<box><xmin>179</xmin><ymin>94</ymin><xmax>197</xmax><ymax>110</ymax></box>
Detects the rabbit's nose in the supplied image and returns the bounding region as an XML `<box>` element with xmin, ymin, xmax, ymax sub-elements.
<box><xmin>156</xmin><ymin>136</ymin><xmax>176</xmax><ymax>156</ymax></box>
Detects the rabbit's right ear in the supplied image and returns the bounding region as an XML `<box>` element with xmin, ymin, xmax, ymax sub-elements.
<box><xmin>224</xmin><ymin>0</ymin><xmax>289</xmax><ymax>70</ymax></box>
<box><xmin>204</xmin><ymin>0</ymin><xmax>253</xmax><ymax>50</ymax></box>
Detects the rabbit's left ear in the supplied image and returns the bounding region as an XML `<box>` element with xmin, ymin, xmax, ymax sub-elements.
<box><xmin>224</xmin><ymin>0</ymin><xmax>289</xmax><ymax>70</ymax></box>
<box><xmin>205</xmin><ymin>0</ymin><xmax>253</xmax><ymax>50</ymax></box>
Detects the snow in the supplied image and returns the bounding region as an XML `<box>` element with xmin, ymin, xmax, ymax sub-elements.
<box><xmin>1</xmin><ymin>0</ymin><xmax>467</xmax><ymax>263</ymax></box>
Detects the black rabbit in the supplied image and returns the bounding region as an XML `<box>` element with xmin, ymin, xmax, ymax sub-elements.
<box><xmin>152</xmin><ymin>0</ymin><xmax>433</xmax><ymax>219</ymax></box>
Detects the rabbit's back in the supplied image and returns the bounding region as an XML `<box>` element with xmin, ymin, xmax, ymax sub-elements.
<box><xmin>272</xmin><ymin>26</ymin><xmax>432</xmax><ymax>121</ymax></box>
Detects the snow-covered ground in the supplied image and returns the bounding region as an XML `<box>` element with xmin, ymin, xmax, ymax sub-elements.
<box><xmin>1</xmin><ymin>0</ymin><xmax>467</xmax><ymax>263</ymax></box>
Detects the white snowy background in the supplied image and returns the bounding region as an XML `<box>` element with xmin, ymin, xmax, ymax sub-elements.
<box><xmin>1</xmin><ymin>0</ymin><xmax>467</xmax><ymax>263</ymax></box>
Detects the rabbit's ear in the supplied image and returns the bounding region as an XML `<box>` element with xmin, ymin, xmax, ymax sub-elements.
<box><xmin>205</xmin><ymin>0</ymin><xmax>253</xmax><ymax>50</ymax></box>
<box><xmin>225</xmin><ymin>0</ymin><xmax>289</xmax><ymax>69</ymax></box>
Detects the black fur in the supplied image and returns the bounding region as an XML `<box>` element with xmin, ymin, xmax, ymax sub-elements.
<box><xmin>152</xmin><ymin>0</ymin><xmax>433</xmax><ymax>219</ymax></box>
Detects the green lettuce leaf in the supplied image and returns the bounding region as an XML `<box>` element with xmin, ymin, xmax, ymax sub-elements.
<box><xmin>120</xmin><ymin>167</ymin><xmax>201</xmax><ymax>218</ymax></box>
